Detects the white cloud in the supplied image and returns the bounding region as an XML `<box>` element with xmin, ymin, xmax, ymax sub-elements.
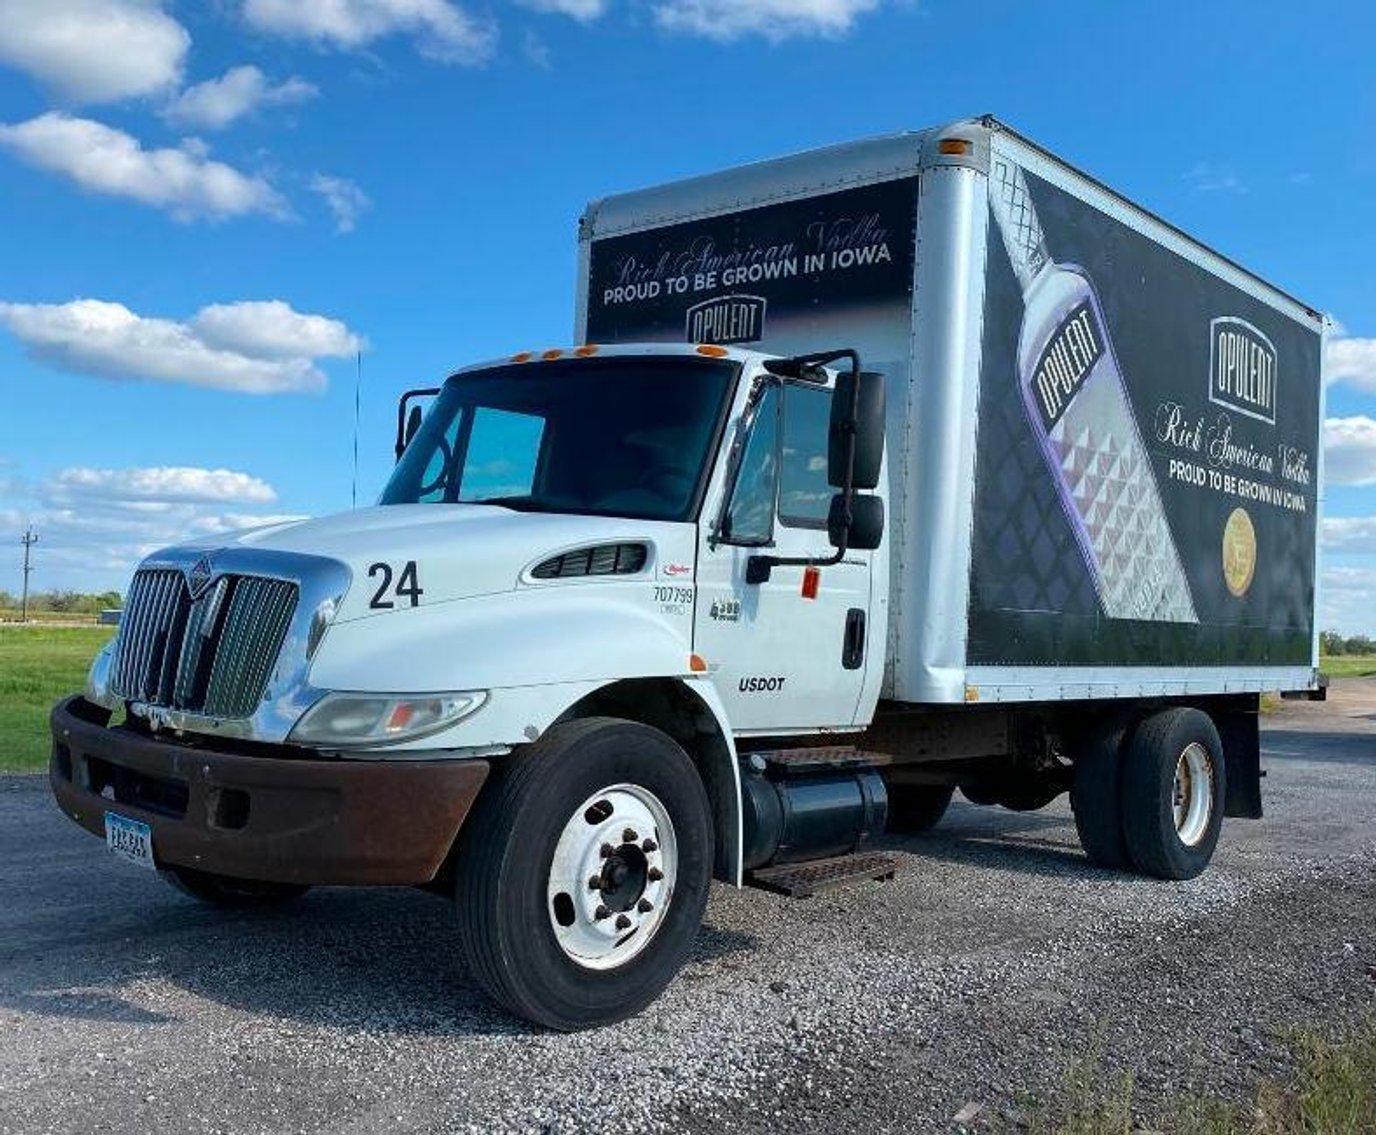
<box><xmin>164</xmin><ymin>65</ymin><xmax>318</xmax><ymax>130</ymax></box>
<box><xmin>1182</xmin><ymin>162</ymin><xmax>1247</xmax><ymax>195</ymax></box>
<box><xmin>308</xmin><ymin>174</ymin><xmax>371</xmax><ymax>233</ymax></box>
<box><xmin>1323</xmin><ymin>515</ymin><xmax>1376</xmax><ymax>555</ymax></box>
<box><xmin>0</xmin><ymin>112</ymin><xmax>286</xmax><ymax>221</ymax></box>
<box><xmin>518</xmin><ymin>0</ymin><xmax>607</xmax><ymax>19</ymax></box>
<box><xmin>242</xmin><ymin>0</ymin><xmax>497</xmax><ymax>63</ymax></box>
<box><xmin>654</xmin><ymin>0</ymin><xmax>881</xmax><ymax>41</ymax></box>
<box><xmin>0</xmin><ymin>0</ymin><xmax>189</xmax><ymax>104</ymax></box>
<box><xmin>1324</xmin><ymin>416</ymin><xmax>1376</xmax><ymax>487</ymax></box>
<box><xmin>1326</xmin><ymin>334</ymin><xmax>1376</xmax><ymax>394</ymax></box>
<box><xmin>0</xmin><ymin>298</ymin><xmax>364</xmax><ymax>394</ymax></box>
<box><xmin>1320</xmin><ymin>565</ymin><xmax>1376</xmax><ymax>639</ymax></box>
<box><xmin>191</xmin><ymin>300</ymin><xmax>364</xmax><ymax>360</ymax></box>
<box><xmin>53</xmin><ymin>467</ymin><xmax>277</xmax><ymax>505</ymax></box>
<box><xmin>521</xmin><ymin>29</ymin><xmax>552</xmax><ymax>68</ymax></box>
<box><xmin>0</xmin><ymin>465</ymin><xmax>310</xmax><ymax>593</ymax></box>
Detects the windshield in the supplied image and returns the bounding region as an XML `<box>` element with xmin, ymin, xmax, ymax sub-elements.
<box><xmin>381</xmin><ymin>355</ymin><xmax>737</xmax><ymax>522</ymax></box>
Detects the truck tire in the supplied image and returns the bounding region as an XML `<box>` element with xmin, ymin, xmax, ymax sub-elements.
<box><xmin>886</xmin><ymin>783</ymin><xmax>953</xmax><ymax>834</ymax></box>
<box><xmin>1069</xmin><ymin>717</ymin><xmax>1132</xmax><ymax>871</ymax></box>
<box><xmin>1120</xmin><ymin>708</ymin><xmax>1226</xmax><ymax>881</ymax></box>
<box><xmin>454</xmin><ymin>717</ymin><xmax>713</xmax><ymax>1031</ymax></box>
<box><xmin>164</xmin><ymin>867</ymin><xmax>310</xmax><ymax>906</ymax></box>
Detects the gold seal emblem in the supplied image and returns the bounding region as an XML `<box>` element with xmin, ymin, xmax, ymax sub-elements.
<box><xmin>1222</xmin><ymin>507</ymin><xmax>1256</xmax><ymax>597</ymax></box>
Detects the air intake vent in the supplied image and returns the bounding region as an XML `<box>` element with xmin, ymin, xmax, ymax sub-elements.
<box><xmin>531</xmin><ymin>543</ymin><xmax>649</xmax><ymax>580</ymax></box>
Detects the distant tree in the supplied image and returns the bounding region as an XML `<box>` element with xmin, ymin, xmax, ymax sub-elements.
<box><xmin>43</xmin><ymin>590</ymin><xmax>83</xmax><ymax>613</ymax></box>
<box><xmin>1320</xmin><ymin>629</ymin><xmax>1345</xmax><ymax>656</ymax></box>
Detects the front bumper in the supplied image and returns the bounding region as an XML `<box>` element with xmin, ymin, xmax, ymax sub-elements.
<box><xmin>49</xmin><ymin>696</ymin><xmax>490</xmax><ymax>886</ymax></box>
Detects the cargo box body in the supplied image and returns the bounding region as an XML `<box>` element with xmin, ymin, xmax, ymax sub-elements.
<box><xmin>577</xmin><ymin>117</ymin><xmax>1324</xmax><ymax>706</ymax></box>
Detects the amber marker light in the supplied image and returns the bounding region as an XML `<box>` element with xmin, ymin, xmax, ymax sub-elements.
<box><xmin>696</xmin><ymin>344</ymin><xmax>730</xmax><ymax>358</ymax></box>
<box><xmin>541</xmin><ymin>349</ymin><xmax>564</xmax><ymax>361</ymax></box>
<box><xmin>689</xmin><ymin>654</ymin><xmax>709</xmax><ymax>673</ymax></box>
<box><xmin>511</xmin><ymin>352</ymin><xmax>533</xmax><ymax>363</ymax></box>
<box><xmin>574</xmin><ymin>344</ymin><xmax>600</xmax><ymax>357</ymax></box>
<box><xmin>938</xmin><ymin>138</ymin><xmax>973</xmax><ymax>155</ymax></box>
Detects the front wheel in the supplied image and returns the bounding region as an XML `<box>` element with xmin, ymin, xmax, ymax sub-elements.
<box><xmin>455</xmin><ymin>718</ymin><xmax>713</xmax><ymax>1031</ymax></box>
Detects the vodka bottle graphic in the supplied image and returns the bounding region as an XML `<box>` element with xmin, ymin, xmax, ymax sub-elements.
<box><xmin>989</xmin><ymin>157</ymin><xmax>1198</xmax><ymax>623</ymax></box>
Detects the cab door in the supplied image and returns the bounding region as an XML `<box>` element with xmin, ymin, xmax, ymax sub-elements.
<box><xmin>694</xmin><ymin>378</ymin><xmax>874</xmax><ymax>733</ymax></box>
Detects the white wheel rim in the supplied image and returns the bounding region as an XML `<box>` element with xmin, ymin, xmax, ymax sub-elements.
<box><xmin>546</xmin><ymin>783</ymin><xmax>678</xmax><ymax>971</ymax></box>
<box><xmin>1172</xmin><ymin>742</ymin><xmax>1214</xmax><ymax>847</ymax></box>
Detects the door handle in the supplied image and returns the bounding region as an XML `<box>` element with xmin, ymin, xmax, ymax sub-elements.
<box><xmin>843</xmin><ymin>608</ymin><xmax>866</xmax><ymax>671</ymax></box>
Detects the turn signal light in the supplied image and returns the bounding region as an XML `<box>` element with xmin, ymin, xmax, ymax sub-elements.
<box><xmin>689</xmin><ymin>654</ymin><xmax>709</xmax><ymax>673</ymax></box>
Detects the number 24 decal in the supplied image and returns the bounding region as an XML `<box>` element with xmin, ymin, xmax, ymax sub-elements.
<box><xmin>368</xmin><ymin>561</ymin><xmax>424</xmax><ymax>609</ymax></box>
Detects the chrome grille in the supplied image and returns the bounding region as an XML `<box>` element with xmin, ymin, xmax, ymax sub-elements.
<box><xmin>110</xmin><ymin>567</ymin><xmax>299</xmax><ymax>719</ymax></box>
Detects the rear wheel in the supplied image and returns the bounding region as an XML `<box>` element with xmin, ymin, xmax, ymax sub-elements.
<box><xmin>1070</xmin><ymin>716</ymin><xmax>1133</xmax><ymax>870</ymax></box>
<box><xmin>1121</xmin><ymin>708</ymin><xmax>1226</xmax><ymax>881</ymax></box>
<box><xmin>455</xmin><ymin>718</ymin><xmax>713</xmax><ymax>1030</ymax></box>
<box><xmin>886</xmin><ymin>783</ymin><xmax>953</xmax><ymax>834</ymax></box>
<box><xmin>164</xmin><ymin>867</ymin><xmax>309</xmax><ymax>907</ymax></box>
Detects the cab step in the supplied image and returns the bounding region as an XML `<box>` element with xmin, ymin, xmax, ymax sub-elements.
<box><xmin>749</xmin><ymin>746</ymin><xmax>893</xmax><ymax>777</ymax></box>
<box><xmin>746</xmin><ymin>851</ymin><xmax>899</xmax><ymax>898</ymax></box>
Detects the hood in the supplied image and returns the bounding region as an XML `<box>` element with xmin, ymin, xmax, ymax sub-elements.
<box><xmin>168</xmin><ymin>504</ymin><xmax>688</xmax><ymax>622</ymax></box>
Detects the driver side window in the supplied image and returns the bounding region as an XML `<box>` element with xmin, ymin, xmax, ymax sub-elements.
<box><xmin>722</xmin><ymin>384</ymin><xmax>780</xmax><ymax>544</ymax></box>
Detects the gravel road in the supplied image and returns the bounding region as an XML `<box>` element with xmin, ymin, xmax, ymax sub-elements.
<box><xmin>3</xmin><ymin>684</ymin><xmax>1373</xmax><ymax>1134</ymax></box>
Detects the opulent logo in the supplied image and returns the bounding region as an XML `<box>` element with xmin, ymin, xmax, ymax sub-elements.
<box><xmin>1209</xmin><ymin>317</ymin><xmax>1276</xmax><ymax>425</ymax></box>
<box><xmin>1031</xmin><ymin>300</ymin><xmax>1105</xmax><ymax>430</ymax></box>
<box><xmin>685</xmin><ymin>294</ymin><xmax>766</xmax><ymax>345</ymax></box>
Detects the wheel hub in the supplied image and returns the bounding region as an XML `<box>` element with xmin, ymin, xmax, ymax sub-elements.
<box><xmin>547</xmin><ymin>783</ymin><xmax>678</xmax><ymax>971</ymax></box>
<box><xmin>1172</xmin><ymin>742</ymin><xmax>1214</xmax><ymax>848</ymax></box>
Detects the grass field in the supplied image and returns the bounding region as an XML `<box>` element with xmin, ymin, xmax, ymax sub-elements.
<box><xmin>0</xmin><ymin>626</ymin><xmax>114</xmax><ymax>773</ymax></box>
<box><xmin>1322</xmin><ymin>655</ymin><xmax>1376</xmax><ymax>679</ymax></box>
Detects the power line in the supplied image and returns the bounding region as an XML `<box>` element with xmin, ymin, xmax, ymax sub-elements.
<box><xmin>20</xmin><ymin>527</ymin><xmax>37</xmax><ymax>623</ymax></box>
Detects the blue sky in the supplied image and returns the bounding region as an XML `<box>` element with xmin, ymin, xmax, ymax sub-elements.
<box><xmin>1</xmin><ymin>0</ymin><xmax>1374</xmax><ymax>633</ymax></box>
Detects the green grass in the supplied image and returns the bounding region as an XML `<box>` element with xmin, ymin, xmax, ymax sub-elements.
<box><xmin>0</xmin><ymin>626</ymin><xmax>114</xmax><ymax>773</ymax></box>
<box><xmin>1320</xmin><ymin>655</ymin><xmax>1376</xmax><ymax>679</ymax></box>
<box><xmin>1030</xmin><ymin>1021</ymin><xmax>1376</xmax><ymax>1134</ymax></box>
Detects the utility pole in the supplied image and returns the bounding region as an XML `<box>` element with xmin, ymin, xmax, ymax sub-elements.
<box><xmin>20</xmin><ymin>527</ymin><xmax>37</xmax><ymax>623</ymax></box>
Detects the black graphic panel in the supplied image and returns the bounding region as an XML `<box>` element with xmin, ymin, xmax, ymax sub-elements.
<box><xmin>969</xmin><ymin>163</ymin><xmax>1320</xmax><ymax>668</ymax></box>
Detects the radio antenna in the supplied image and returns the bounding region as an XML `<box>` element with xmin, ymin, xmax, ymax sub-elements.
<box><xmin>351</xmin><ymin>350</ymin><xmax>362</xmax><ymax>509</ymax></box>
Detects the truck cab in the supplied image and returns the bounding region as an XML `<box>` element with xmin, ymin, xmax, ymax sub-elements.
<box><xmin>52</xmin><ymin>342</ymin><xmax>892</xmax><ymax>1030</ymax></box>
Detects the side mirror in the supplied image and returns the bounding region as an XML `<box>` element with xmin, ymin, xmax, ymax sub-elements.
<box><xmin>828</xmin><ymin>371</ymin><xmax>885</xmax><ymax>491</ymax></box>
<box><xmin>828</xmin><ymin>493</ymin><xmax>885</xmax><ymax>552</ymax></box>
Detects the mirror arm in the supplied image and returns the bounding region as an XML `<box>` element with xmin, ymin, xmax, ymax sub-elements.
<box><xmin>395</xmin><ymin>387</ymin><xmax>441</xmax><ymax>461</ymax></box>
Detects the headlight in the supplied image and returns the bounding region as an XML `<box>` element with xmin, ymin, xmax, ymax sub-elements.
<box><xmin>289</xmin><ymin>691</ymin><xmax>487</xmax><ymax>748</ymax></box>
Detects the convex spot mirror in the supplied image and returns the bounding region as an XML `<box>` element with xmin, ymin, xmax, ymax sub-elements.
<box><xmin>828</xmin><ymin>371</ymin><xmax>886</xmax><ymax>491</ymax></box>
<box><xmin>828</xmin><ymin>493</ymin><xmax>885</xmax><ymax>551</ymax></box>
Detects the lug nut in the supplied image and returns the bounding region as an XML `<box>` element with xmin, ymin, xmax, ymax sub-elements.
<box><xmin>637</xmin><ymin>898</ymin><xmax>653</xmax><ymax>913</ymax></box>
<box><xmin>599</xmin><ymin>843</ymin><xmax>614</xmax><ymax>859</ymax></box>
<box><xmin>594</xmin><ymin>905</ymin><xmax>610</xmax><ymax>921</ymax></box>
<box><xmin>588</xmin><ymin>875</ymin><xmax>602</xmax><ymax>891</ymax></box>
<box><xmin>641</xmin><ymin>838</ymin><xmax>658</xmax><ymax>853</ymax></box>
<box><xmin>648</xmin><ymin>867</ymin><xmax>664</xmax><ymax>882</ymax></box>
<box><xmin>622</xmin><ymin>828</ymin><xmax>639</xmax><ymax>843</ymax></box>
<box><xmin>614</xmin><ymin>914</ymin><xmax>632</xmax><ymax>930</ymax></box>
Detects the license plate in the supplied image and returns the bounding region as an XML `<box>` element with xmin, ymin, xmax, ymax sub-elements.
<box><xmin>104</xmin><ymin>811</ymin><xmax>155</xmax><ymax>871</ymax></box>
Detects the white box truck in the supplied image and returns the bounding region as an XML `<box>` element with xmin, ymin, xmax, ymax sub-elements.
<box><xmin>51</xmin><ymin>117</ymin><xmax>1325</xmax><ymax>1030</ymax></box>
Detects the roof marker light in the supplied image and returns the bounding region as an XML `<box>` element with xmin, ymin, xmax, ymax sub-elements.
<box><xmin>511</xmin><ymin>352</ymin><xmax>533</xmax><ymax>363</ymax></box>
<box><xmin>575</xmin><ymin>344</ymin><xmax>600</xmax><ymax>357</ymax></box>
<box><xmin>541</xmin><ymin>349</ymin><xmax>564</xmax><ymax>361</ymax></box>
<box><xmin>938</xmin><ymin>138</ymin><xmax>973</xmax><ymax>155</ymax></box>
<box><xmin>696</xmin><ymin>344</ymin><xmax>729</xmax><ymax>358</ymax></box>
